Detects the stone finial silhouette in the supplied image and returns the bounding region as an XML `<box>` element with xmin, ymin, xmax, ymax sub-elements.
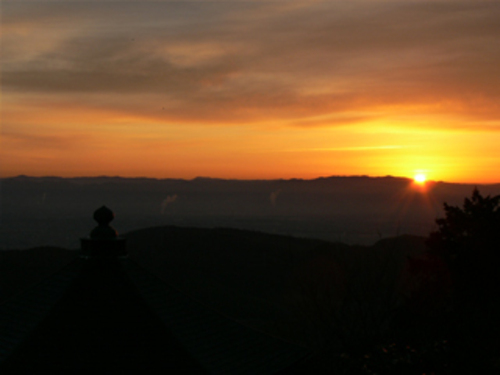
<box><xmin>81</xmin><ymin>206</ymin><xmax>127</xmax><ymax>258</ymax></box>
<box><xmin>90</xmin><ymin>206</ymin><xmax>118</xmax><ymax>239</ymax></box>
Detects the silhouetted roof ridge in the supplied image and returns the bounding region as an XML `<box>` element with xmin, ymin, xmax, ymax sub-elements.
<box><xmin>0</xmin><ymin>258</ymin><xmax>84</xmax><ymax>362</ymax></box>
<box><xmin>0</xmin><ymin>255</ymin><xmax>311</xmax><ymax>374</ymax></box>
<box><xmin>0</xmin><ymin>257</ymin><xmax>208</xmax><ymax>373</ymax></box>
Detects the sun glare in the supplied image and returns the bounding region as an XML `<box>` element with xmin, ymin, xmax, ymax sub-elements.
<box><xmin>414</xmin><ymin>173</ymin><xmax>427</xmax><ymax>184</ymax></box>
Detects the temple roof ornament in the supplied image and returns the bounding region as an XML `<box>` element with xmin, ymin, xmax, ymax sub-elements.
<box><xmin>90</xmin><ymin>205</ymin><xmax>118</xmax><ymax>239</ymax></box>
<box><xmin>81</xmin><ymin>206</ymin><xmax>127</xmax><ymax>258</ymax></box>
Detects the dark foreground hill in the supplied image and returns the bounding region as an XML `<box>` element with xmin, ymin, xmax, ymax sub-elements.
<box><xmin>2</xmin><ymin>226</ymin><xmax>466</xmax><ymax>373</ymax></box>
<box><xmin>1</xmin><ymin>226</ymin><xmax>427</xmax><ymax>345</ymax></box>
<box><xmin>123</xmin><ymin>226</ymin><xmax>428</xmax><ymax>347</ymax></box>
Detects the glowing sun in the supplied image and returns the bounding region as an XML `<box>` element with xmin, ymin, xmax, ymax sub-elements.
<box><xmin>414</xmin><ymin>173</ymin><xmax>427</xmax><ymax>184</ymax></box>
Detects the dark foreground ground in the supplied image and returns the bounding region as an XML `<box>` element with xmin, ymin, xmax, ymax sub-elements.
<box><xmin>1</xmin><ymin>227</ymin><xmax>499</xmax><ymax>373</ymax></box>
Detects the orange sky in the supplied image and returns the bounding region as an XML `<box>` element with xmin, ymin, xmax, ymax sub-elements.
<box><xmin>2</xmin><ymin>1</ymin><xmax>500</xmax><ymax>183</ymax></box>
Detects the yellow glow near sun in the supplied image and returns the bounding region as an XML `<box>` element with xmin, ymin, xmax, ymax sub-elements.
<box><xmin>414</xmin><ymin>173</ymin><xmax>427</xmax><ymax>184</ymax></box>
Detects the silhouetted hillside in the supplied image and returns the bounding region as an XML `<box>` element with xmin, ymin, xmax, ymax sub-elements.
<box><xmin>0</xmin><ymin>226</ymin><xmax>431</xmax><ymax>346</ymax></box>
<box><xmin>1</xmin><ymin>225</ymin><xmax>458</xmax><ymax>373</ymax></box>
<box><xmin>124</xmin><ymin>226</ymin><xmax>429</xmax><ymax>346</ymax></box>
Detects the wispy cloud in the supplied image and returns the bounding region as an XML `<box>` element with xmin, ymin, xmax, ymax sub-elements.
<box><xmin>160</xmin><ymin>194</ymin><xmax>178</xmax><ymax>214</ymax></box>
<box><xmin>283</xmin><ymin>145</ymin><xmax>412</xmax><ymax>153</ymax></box>
<box><xmin>2</xmin><ymin>1</ymin><xmax>500</xmax><ymax>181</ymax></box>
<box><xmin>2</xmin><ymin>1</ymin><xmax>499</xmax><ymax>129</ymax></box>
<box><xmin>269</xmin><ymin>189</ymin><xmax>281</xmax><ymax>207</ymax></box>
<box><xmin>1</xmin><ymin>130</ymin><xmax>91</xmax><ymax>150</ymax></box>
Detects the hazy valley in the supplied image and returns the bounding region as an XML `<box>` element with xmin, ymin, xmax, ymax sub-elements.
<box><xmin>2</xmin><ymin>175</ymin><xmax>498</xmax><ymax>249</ymax></box>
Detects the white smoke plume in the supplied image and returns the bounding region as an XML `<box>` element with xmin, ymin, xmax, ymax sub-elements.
<box><xmin>160</xmin><ymin>194</ymin><xmax>178</xmax><ymax>214</ymax></box>
<box><xmin>269</xmin><ymin>189</ymin><xmax>282</xmax><ymax>207</ymax></box>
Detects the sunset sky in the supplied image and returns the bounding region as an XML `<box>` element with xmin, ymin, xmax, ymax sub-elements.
<box><xmin>2</xmin><ymin>1</ymin><xmax>499</xmax><ymax>183</ymax></box>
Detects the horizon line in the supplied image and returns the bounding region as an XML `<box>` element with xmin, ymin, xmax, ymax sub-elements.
<box><xmin>2</xmin><ymin>174</ymin><xmax>499</xmax><ymax>185</ymax></box>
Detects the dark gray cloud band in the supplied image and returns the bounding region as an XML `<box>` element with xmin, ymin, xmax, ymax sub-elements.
<box><xmin>2</xmin><ymin>1</ymin><xmax>499</xmax><ymax>127</ymax></box>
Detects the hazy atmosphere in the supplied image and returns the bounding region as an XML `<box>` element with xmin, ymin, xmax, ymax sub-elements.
<box><xmin>2</xmin><ymin>1</ymin><xmax>500</xmax><ymax>182</ymax></box>
<box><xmin>2</xmin><ymin>3</ymin><xmax>500</xmax><ymax>372</ymax></box>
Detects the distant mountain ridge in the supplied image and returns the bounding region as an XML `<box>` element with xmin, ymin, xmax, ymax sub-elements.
<box><xmin>1</xmin><ymin>175</ymin><xmax>499</xmax><ymax>249</ymax></box>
